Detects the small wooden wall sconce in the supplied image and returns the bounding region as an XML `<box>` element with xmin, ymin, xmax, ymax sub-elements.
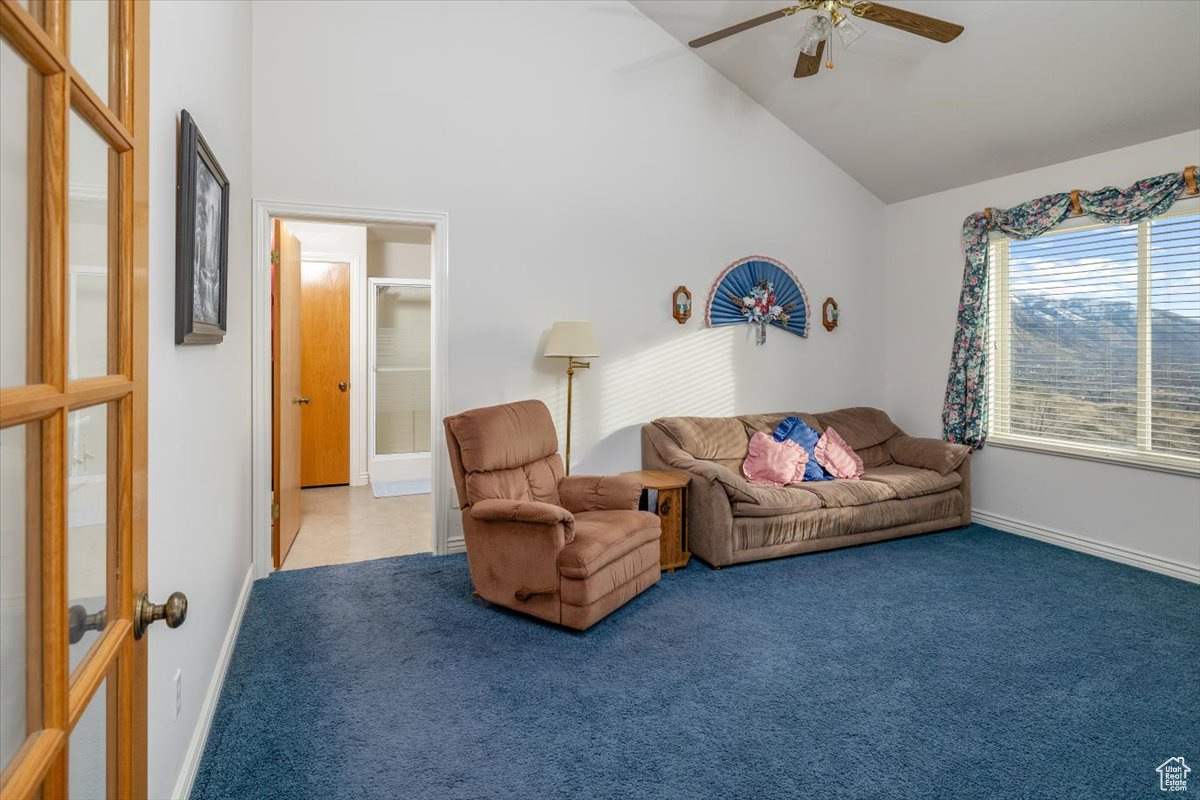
<box><xmin>821</xmin><ymin>297</ymin><xmax>839</xmax><ymax>332</ymax></box>
<box><xmin>672</xmin><ymin>285</ymin><xmax>692</xmax><ymax>324</ymax></box>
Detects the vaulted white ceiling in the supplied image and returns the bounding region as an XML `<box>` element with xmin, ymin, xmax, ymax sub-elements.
<box><xmin>632</xmin><ymin>0</ymin><xmax>1200</xmax><ymax>202</ymax></box>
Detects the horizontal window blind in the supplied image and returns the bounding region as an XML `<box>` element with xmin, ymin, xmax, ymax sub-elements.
<box><xmin>988</xmin><ymin>199</ymin><xmax>1200</xmax><ymax>472</ymax></box>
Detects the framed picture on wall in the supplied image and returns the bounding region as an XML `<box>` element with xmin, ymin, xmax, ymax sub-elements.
<box><xmin>175</xmin><ymin>109</ymin><xmax>230</xmax><ymax>344</ymax></box>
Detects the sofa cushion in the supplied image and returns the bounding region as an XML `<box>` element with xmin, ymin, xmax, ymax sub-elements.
<box><xmin>447</xmin><ymin>399</ymin><xmax>558</xmax><ymax>473</ymax></box>
<box><xmin>774</xmin><ymin>417</ymin><xmax>832</xmax><ymax>482</ymax></box>
<box><xmin>731</xmin><ymin>491</ymin><xmax>964</xmax><ymax>552</ymax></box>
<box><xmin>789</xmin><ymin>479</ymin><xmax>897</xmax><ymax>508</ymax></box>
<box><xmin>889</xmin><ymin>435</ymin><xmax>971</xmax><ymax>475</ymax></box>
<box><xmin>814</xmin><ymin>426</ymin><xmax>864</xmax><ymax>479</ymax></box>
<box><xmin>742</xmin><ymin>432</ymin><xmax>808</xmax><ymax>486</ymax></box>
<box><xmin>813</xmin><ymin>407</ymin><xmax>901</xmax><ymax>453</ymax></box>
<box><xmin>558</xmin><ymin>510</ymin><xmax>661</xmax><ymax>579</ymax></box>
<box><xmin>739</xmin><ymin>412</ymin><xmax>823</xmax><ymax>437</ymax></box>
<box><xmin>653</xmin><ymin>417</ymin><xmax>750</xmax><ymax>460</ymax></box>
<box><xmin>850</xmin><ymin>443</ymin><xmax>894</xmax><ymax>470</ymax></box>
<box><xmin>860</xmin><ymin>464</ymin><xmax>962</xmax><ymax>500</ymax></box>
<box><xmin>731</xmin><ymin>484</ymin><xmax>823</xmax><ymax>518</ymax></box>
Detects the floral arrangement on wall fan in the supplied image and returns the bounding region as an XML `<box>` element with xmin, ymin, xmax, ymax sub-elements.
<box><xmin>731</xmin><ymin>280</ymin><xmax>796</xmax><ymax>345</ymax></box>
<box><xmin>705</xmin><ymin>256</ymin><xmax>810</xmax><ymax>345</ymax></box>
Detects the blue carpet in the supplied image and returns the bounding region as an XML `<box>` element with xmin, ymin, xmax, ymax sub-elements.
<box><xmin>191</xmin><ymin>525</ymin><xmax>1199</xmax><ymax>799</ymax></box>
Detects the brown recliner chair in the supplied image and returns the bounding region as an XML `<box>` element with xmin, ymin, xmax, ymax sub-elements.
<box><xmin>444</xmin><ymin>399</ymin><xmax>661</xmax><ymax>630</ymax></box>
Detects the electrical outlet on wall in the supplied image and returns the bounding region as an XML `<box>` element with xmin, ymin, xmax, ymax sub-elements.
<box><xmin>174</xmin><ymin>669</ymin><xmax>182</xmax><ymax>719</ymax></box>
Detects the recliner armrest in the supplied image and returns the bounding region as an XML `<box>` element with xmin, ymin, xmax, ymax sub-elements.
<box><xmin>888</xmin><ymin>435</ymin><xmax>970</xmax><ymax>475</ymax></box>
<box><xmin>470</xmin><ymin>499</ymin><xmax>576</xmax><ymax>541</ymax></box>
<box><xmin>558</xmin><ymin>475</ymin><xmax>642</xmax><ymax>513</ymax></box>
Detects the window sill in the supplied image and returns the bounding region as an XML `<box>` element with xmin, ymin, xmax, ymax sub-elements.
<box><xmin>986</xmin><ymin>435</ymin><xmax>1200</xmax><ymax>478</ymax></box>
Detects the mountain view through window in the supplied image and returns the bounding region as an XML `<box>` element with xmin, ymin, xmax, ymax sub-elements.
<box><xmin>990</xmin><ymin>208</ymin><xmax>1200</xmax><ymax>466</ymax></box>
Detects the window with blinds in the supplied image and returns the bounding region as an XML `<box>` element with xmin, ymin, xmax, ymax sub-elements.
<box><xmin>987</xmin><ymin>197</ymin><xmax>1200</xmax><ymax>474</ymax></box>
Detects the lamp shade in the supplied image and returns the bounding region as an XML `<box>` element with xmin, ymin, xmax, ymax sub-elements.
<box><xmin>543</xmin><ymin>321</ymin><xmax>599</xmax><ymax>358</ymax></box>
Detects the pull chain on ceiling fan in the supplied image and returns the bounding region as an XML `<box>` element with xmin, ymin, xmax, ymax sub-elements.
<box><xmin>688</xmin><ymin>0</ymin><xmax>964</xmax><ymax>79</ymax></box>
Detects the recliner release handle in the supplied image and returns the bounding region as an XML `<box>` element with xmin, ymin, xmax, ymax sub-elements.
<box><xmin>514</xmin><ymin>586</ymin><xmax>558</xmax><ymax>602</ymax></box>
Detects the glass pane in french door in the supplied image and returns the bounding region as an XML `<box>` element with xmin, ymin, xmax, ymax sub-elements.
<box><xmin>0</xmin><ymin>422</ymin><xmax>39</xmax><ymax>774</ymax></box>
<box><xmin>67</xmin><ymin>404</ymin><xmax>110</xmax><ymax>666</ymax></box>
<box><xmin>68</xmin><ymin>111</ymin><xmax>111</xmax><ymax>381</ymax></box>
<box><xmin>69</xmin><ymin>0</ymin><xmax>110</xmax><ymax>106</ymax></box>
<box><xmin>1</xmin><ymin>36</ymin><xmax>40</xmax><ymax>387</ymax></box>
<box><xmin>69</xmin><ymin>675</ymin><xmax>107</xmax><ymax>800</ymax></box>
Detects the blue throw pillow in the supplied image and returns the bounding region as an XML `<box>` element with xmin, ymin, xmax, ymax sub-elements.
<box><xmin>772</xmin><ymin>417</ymin><xmax>833</xmax><ymax>482</ymax></box>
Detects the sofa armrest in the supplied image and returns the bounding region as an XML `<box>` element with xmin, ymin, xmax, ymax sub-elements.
<box><xmin>558</xmin><ymin>474</ymin><xmax>642</xmax><ymax>513</ymax></box>
<box><xmin>470</xmin><ymin>499</ymin><xmax>576</xmax><ymax>542</ymax></box>
<box><xmin>889</xmin><ymin>435</ymin><xmax>971</xmax><ymax>475</ymax></box>
<box><xmin>678</xmin><ymin>459</ymin><xmax>757</xmax><ymax>505</ymax></box>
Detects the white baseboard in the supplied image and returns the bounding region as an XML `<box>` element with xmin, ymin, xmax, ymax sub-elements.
<box><xmin>447</xmin><ymin>535</ymin><xmax>465</xmax><ymax>554</ymax></box>
<box><xmin>171</xmin><ymin>565</ymin><xmax>255</xmax><ymax>800</ymax></box>
<box><xmin>973</xmin><ymin>509</ymin><xmax>1200</xmax><ymax>584</ymax></box>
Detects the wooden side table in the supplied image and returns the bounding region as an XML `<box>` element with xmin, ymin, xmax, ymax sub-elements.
<box><xmin>624</xmin><ymin>469</ymin><xmax>690</xmax><ymax>572</ymax></box>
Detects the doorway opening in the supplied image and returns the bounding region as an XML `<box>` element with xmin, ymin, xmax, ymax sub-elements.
<box><xmin>252</xmin><ymin>202</ymin><xmax>450</xmax><ymax>577</ymax></box>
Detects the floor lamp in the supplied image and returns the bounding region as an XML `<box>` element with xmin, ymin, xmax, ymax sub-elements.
<box><xmin>543</xmin><ymin>321</ymin><xmax>599</xmax><ymax>476</ymax></box>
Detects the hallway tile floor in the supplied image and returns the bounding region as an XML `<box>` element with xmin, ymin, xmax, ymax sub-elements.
<box><xmin>281</xmin><ymin>485</ymin><xmax>432</xmax><ymax>570</ymax></box>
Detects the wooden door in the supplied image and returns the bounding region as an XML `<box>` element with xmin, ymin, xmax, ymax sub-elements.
<box><xmin>0</xmin><ymin>1</ymin><xmax>153</xmax><ymax>797</ymax></box>
<box><xmin>300</xmin><ymin>262</ymin><xmax>350</xmax><ymax>487</ymax></box>
<box><xmin>271</xmin><ymin>220</ymin><xmax>302</xmax><ymax>567</ymax></box>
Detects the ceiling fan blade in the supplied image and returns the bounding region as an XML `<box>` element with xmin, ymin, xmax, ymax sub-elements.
<box><xmin>689</xmin><ymin>7</ymin><xmax>796</xmax><ymax>49</ymax></box>
<box><xmin>794</xmin><ymin>40</ymin><xmax>824</xmax><ymax>78</ymax></box>
<box><xmin>854</xmin><ymin>2</ymin><xmax>963</xmax><ymax>43</ymax></box>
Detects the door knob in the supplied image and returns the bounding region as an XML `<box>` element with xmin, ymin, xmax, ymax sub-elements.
<box><xmin>68</xmin><ymin>605</ymin><xmax>107</xmax><ymax>645</ymax></box>
<box><xmin>294</xmin><ymin>396</ymin><xmax>311</xmax><ymax>405</ymax></box>
<box><xmin>338</xmin><ymin>381</ymin><xmax>348</xmax><ymax>392</ymax></box>
<box><xmin>133</xmin><ymin>591</ymin><xmax>188</xmax><ymax>640</ymax></box>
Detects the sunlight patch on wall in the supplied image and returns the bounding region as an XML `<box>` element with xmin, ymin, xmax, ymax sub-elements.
<box><xmin>593</xmin><ymin>326</ymin><xmax>738</xmax><ymax>441</ymax></box>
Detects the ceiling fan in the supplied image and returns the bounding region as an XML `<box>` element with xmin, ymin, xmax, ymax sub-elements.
<box><xmin>688</xmin><ymin>1</ymin><xmax>964</xmax><ymax>78</ymax></box>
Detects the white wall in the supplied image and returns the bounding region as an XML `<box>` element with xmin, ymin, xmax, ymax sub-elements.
<box><xmin>148</xmin><ymin>2</ymin><xmax>253</xmax><ymax>798</ymax></box>
<box><xmin>368</xmin><ymin>240</ymin><xmax>431</xmax><ymax>280</ymax></box>
<box><xmin>252</xmin><ymin>0</ymin><xmax>887</xmax><ymax>488</ymax></box>
<box><xmin>283</xmin><ymin>219</ymin><xmax>367</xmax><ymax>263</ymax></box>
<box><xmin>884</xmin><ymin>130</ymin><xmax>1200</xmax><ymax>572</ymax></box>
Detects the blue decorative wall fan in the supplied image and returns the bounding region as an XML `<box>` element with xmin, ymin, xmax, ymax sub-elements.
<box><xmin>705</xmin><ymin>256</ymin><xmax>810</xmax><ymax>344</ymax></box>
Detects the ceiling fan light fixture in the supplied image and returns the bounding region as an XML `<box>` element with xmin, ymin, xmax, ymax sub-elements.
<box><xmin>834</xmin><ymin>15</ymin><xmax>866</xmax><ymax>49</ymax></box>
<box><xmin>797</xmin><ymin>13</ymin><xmax>831</xmax><ymax>56</ymax></box>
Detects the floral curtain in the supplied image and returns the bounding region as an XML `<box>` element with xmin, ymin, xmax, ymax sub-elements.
<box><xmin>942</xmin><ymin>170</ymin><xmax>1194</xmax><ymax>447</ymax></box>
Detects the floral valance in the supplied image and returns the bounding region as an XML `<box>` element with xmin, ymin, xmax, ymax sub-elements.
<box><xmin>942</xmin><ymin>167</ymin><xmax>1199</xmax><ymax>448</ymax></box>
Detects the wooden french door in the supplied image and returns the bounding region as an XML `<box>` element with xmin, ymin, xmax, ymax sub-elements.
<box><xmin>272</xmin><ymin>220</ymin><xmax>302</xmax><ymax>567</ymax></box>
<box><xmin>0</xmin><ymin>1</ymin><xmax>151</xmax><ymax>798</ymax></box>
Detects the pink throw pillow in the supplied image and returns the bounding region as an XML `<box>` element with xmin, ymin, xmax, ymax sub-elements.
<box><xmin>814</xmin><ymin>426</ymin><xmax>864</xmax><ymax>479</ymax></box>
<box><xmin>742</xmin><ymin>431</ymin><xmax>808</xmax><ymax>486</ymax></box>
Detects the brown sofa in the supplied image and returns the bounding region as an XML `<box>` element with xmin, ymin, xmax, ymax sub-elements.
<box><xmin>641</xmin><ymin>407</ymin><xmax>971</xmax><ymax>567</ymax></box>
<box><xmin>445</xmin><ymin>399</ymin><xmax>661</xmax><ymax>630</ymax></box>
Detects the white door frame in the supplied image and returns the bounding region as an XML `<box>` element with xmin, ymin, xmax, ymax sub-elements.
<box><xmin>298</xmin><ymin>249</ymin><xmax>367</xmax><ymax>487</ymax></box>
<box><xmin>251</xmin><ymin>200</ymin><xmax>451</xmax><ymax>578</ymax></box>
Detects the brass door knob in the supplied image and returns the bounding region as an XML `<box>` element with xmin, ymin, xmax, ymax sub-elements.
<box><xmin>294</xmin><ymin>396</ymin><xmax>311</xmax><ymax>405</ymax></box>
<box><xmin>133</xmin><ymin>591</ymin><xmax>188</xmax><ymax>640</ymax></box>
<box><xmin>338</xmin><ymin>381</ymin><xmax>348</xmax><ymax>392</ymax></box>
<box><xmin>68</xmin><ymin>605</ymin><xmax>107</xmax><ymax>645</ymax></box>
